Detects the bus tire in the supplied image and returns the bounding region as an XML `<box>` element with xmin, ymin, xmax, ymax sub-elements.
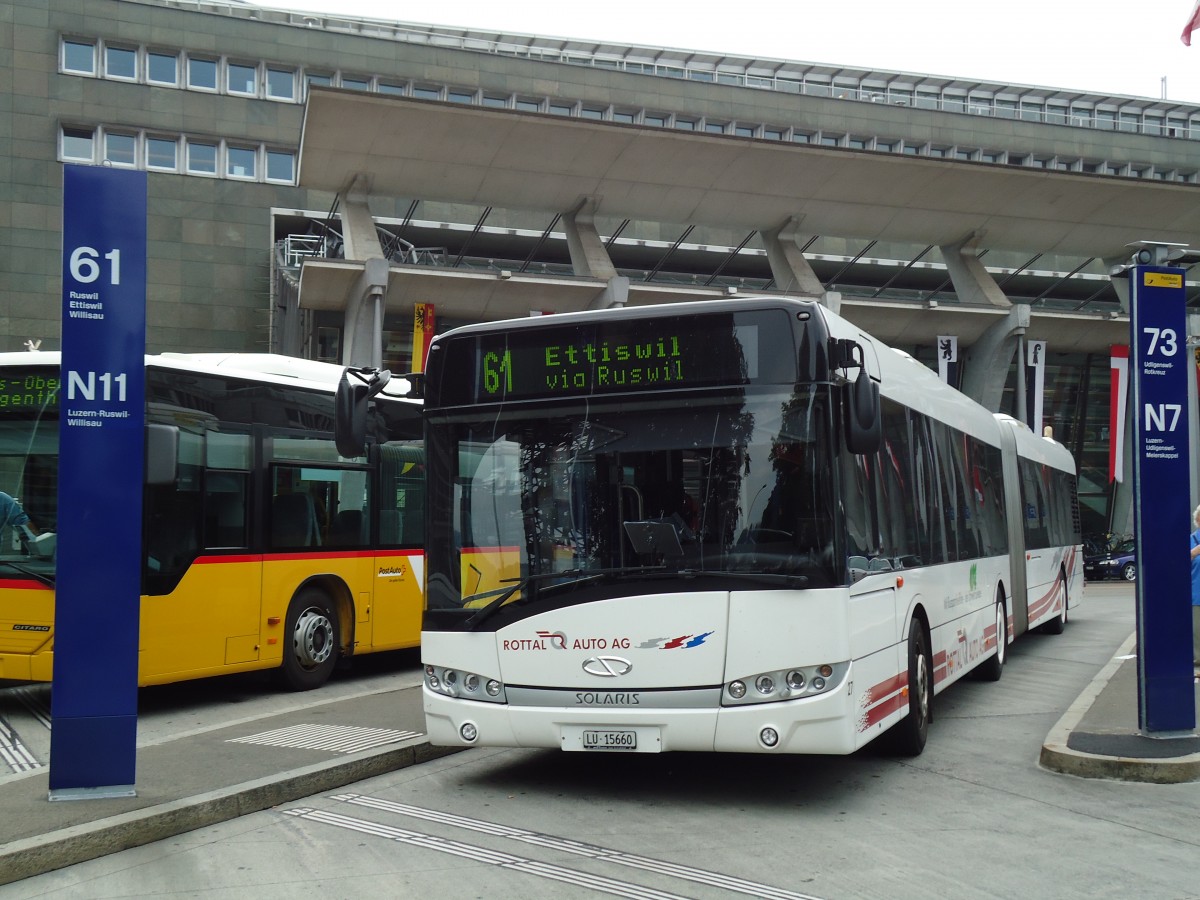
<box><xmin>1041</xmin><ymin>575</ymin><xmax>1068</xmax><ymax>635</ymax></box>
<box><xmin>977</xmin><ymin>596</ymin><xmax>1007</xmax><ymax>682</ymax></box>
<box><xmin>887</xmin><ymin>619</ymin><xmax>932</xmax><ymax>756</ymax></box>
<box><xmin>280</xmin><ymin>587</ymin><xmax>339</xmax><ymax>691</ymax></box>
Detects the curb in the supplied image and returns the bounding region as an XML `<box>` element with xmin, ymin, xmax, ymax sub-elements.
<box><xmin>1039</xmin><ymin>634</ymin><xmax>1200</xmax><ymax>784</ymax></box>
<box><xmin>0</xmin><ymin>740</ymin><xmax>461</xmax><ymax>886</ymax></box>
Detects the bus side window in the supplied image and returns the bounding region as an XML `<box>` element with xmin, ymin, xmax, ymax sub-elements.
<box><xmin>145</xmin><ymin>487</ymin><xmax>200</xmax><ymax>578</ymax></box>
<box><xmin>204</xmin><ymin>471</ymin><xmax>248</xmax><ymax>548</ymax></box>
<box><xmin>379</xmin><ymin>442</ymin><xmax>424</xmax><ymax>547</ymax></box>
<box><xmin>269</xmin><ymin>465</ymin><xmax>323</xmax><ymax>548</ymax></box>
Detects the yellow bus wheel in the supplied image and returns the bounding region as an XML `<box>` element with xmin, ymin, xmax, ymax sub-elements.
<box><xmin>280</xmin><ymin>587</ymin><xmax>339</xmax><ymax>691</ymax></box>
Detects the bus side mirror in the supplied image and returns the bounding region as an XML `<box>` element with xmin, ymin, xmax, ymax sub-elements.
<box><xmin>335</xmin><ymin>373</ymin><xmax>370</xmax><ymax>458</ymax></box>
<box><xmin>844</xmin><ymin>369</ymin><xmax>881</xmax><ymax>454</ymax></box>
<box><xmin>145</xmin><ymin>423</ymin><xmax>179</xmax><ymax>486</ymax></box>
<box><xmin>335</xmin><ymin>366</ymin><xmax>392</xmax><ymax>458</ymax></box>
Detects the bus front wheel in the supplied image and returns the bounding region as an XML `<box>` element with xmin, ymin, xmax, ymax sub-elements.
<box><xmin>281</xmin><ymin>588</ymin><xmax>340</xmax><ymax>691</ymax></box>
<box><xmin>887</xmin><ymin>619</ymin><xmax>932</xmax><ymax>756</ymax></box>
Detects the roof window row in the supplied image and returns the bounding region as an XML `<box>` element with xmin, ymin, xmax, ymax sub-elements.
<box><xmin>491</xmin><ymin>48</ymin><xmax>1200</xmax><ymax>138</ymax></box>
<box><xmin>57</xmin><ymin>36</ymin><xmax>1194</xmax><ymax>181</ymax></box>
<box><xmin>59</xmin><ymin>125</ymin><xmax>296</xmax><ymax>183</ymax></box>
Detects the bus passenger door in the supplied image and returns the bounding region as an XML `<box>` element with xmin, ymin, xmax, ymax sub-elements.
<box><xmin>141</xmin><ymin>464</ymin><xmax>263</xmax><ymax>683</ymax></box>
<box><xmin>1019</xmin><ymin>458</ymin><xmax>1057</xmax><ymax>630</ymax></box>
<box><xmin>849</xmin><ymin>577</ymin><xmax>898</xmax><ymax>693</ymax></box>
<box><xmin>371</xmin><ymin>444</ymin><xmax>424</xmax><ymax>649</ymax></box>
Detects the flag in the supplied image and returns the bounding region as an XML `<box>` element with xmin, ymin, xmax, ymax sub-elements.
<box><xmin>1183</xmin><ymin>0</ymin><xmax>1200</xmax><ymax>45</ymax></box>
<box><xmin>936</xmin><ymin>335</ymin><xmax>958</xmax><ymax>385</ymax></box>
<box><xmin>1109</xmin><ymin>345</ymin><xmax>1128</xmax><ymax>483</ymax></box>
<box><xmin>1025</xmin><ymin>340</ymin><xmax>1046</xmax><ymax>436</ymax></box>
<box><xmin>412</xmin><ymin>303</ymin><xmax>435</xmax><ymax>373</ymax></box>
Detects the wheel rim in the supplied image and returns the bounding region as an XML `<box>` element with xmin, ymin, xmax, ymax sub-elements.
<box><xmin>995</xmin><ymin>603</ymin><xmax>1006</xmax><ymax>664</ymax></box>
<box><xmin>293</xmin><ymin>606</ymin><xmax>334</xmax><ymax>669</ymax></box>
<box><xmin>1123</xmin><ymin>564</ymin><xmax>1136</xmax><ymax>582</ymax></box>
<box><xmin>914</xmin><ymin>646</ymin><xmax>930</xmax><ymax>720</ymax></box>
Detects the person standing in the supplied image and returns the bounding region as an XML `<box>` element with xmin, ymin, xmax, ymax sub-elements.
<box><xmin>1190</xmin><ymin>505</ymin><xmax>1200</xmax><ymax>668</ymax></box>
<box><xmin>0</xmin><ymin>490</ymin><xmax>38</xmax><ymax>551</ymax></box>
<box><xmin>0</xmin><ymin>490</ymin><xmax>33</xmax><ymax>532</ymax></box>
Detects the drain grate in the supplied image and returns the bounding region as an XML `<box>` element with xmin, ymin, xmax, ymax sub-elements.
<box><xmin>228</xmin><ymin>723</ymin><xmax>421</xmax><ymax>754</ymax></box>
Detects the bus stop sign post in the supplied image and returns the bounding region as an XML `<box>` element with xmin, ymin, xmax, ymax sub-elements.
<box><xmin>49</xmin><ymin>165</ymin><xmax>147</xmax><ymax>798</ymax></box>
<box><xmin>1128</xmin><ymin>263</ymin><xmax>1197</xmax><ymax>735</ymax></box>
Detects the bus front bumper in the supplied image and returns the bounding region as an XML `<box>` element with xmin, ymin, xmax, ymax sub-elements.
<box><xmin>423</xmin><ymin>683</ymin><xmax>862</xmax><ymax>755</ymax></box>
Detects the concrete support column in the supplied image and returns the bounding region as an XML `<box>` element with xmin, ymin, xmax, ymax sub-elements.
<box><xmin>339</xmin><ymin>190</ymin><xmax>385</xmax><ymax>261</ymax></box>
<box><xmin>341</xmin><ymin>257</ymin><xmax>388</xmax><ymax>369</ymax></box>
<box><xmin>335</xmin><ymin>182</ymin><xmax>389</xmax><ymax>367</ymax></box>
<box><xmin>588</xmin><ymin>275</ymin><xmax>630</xmax><ymax>309</ymax></box>
<box><xmin>276</xmin><ymin>289</ymin><xmax>302</xmax><ymax>358</ymax></box>
<box><xmin>1105</xmin><ymin>258</ymin><xmax>1131</xmax><ymax>315</ymax></box>
<box><xmin>939</xmin><ymin>231</ymin><xmax>1011</xmax><ymax>309</ymax></box>
<box><xmin>961</xmin><ymin>304</ymin><xmax>1030</xmax><ymax>411</ymax></box>
<box><xmin>761</xmin><ymin>217</ymin><xmax>825</xmax><ymax>297</ymax></box>
<box><xmin>562</xmin><ymin>198</ymin><xmax>618</xmax><ymax>281</ymax></box>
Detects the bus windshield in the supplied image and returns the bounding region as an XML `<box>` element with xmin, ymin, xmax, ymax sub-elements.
<box><xmin>428</xmin><ymin>386</ymin><xmax>839</xmax><ymax>610</ymax></box>
<box><xmin>0</xmin><ymin>367</ymin><xmax>59</xmax><ymax>578</ymax></box>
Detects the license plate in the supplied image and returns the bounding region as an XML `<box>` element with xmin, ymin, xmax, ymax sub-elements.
<box><xmin>582</xmin><ymin>729</ymin><xmax>637</xmax><ymax>751</ymax></box>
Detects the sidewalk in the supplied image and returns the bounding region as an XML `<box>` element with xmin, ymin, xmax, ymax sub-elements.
<box><xmin>0</xmin><ymin>683</ymin><xmax>458</xmax><ymax>885</ymax></box>
<box><xmin>2</xmin><ymin>641</ymin><xmax>1199</xmax><ymax>886</ymax></box>
<box><xmin>1039</xmin><ymin>633</ymin><xmax>1200</xmax><ymax>783</ymax></box>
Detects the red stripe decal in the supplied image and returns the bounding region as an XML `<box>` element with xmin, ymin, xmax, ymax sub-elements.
<box><xmin>193</xmin><ymin>549</ymin><xmax>424</xmax><ymax>565</ymax></box>
<box><xmin>861</xmin><ymin>671</ymin><xmax>909</xmax><ymax>730</ymax></box>
<box><xmin>0</xmin><ymin>578</ymin><xmax>52</xmax><ymax>591</ymax></box>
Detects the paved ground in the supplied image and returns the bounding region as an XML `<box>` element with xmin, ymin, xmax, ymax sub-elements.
<box><xmin>1</xmin><ymin>597</ymin><xmax>1198</xmax><ymax>886</ymax></box>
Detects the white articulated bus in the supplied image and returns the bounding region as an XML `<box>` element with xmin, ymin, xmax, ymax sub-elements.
<box><xmin>412</xmin><ymin>297</ymin><xmax>1081</xmax><ymax>755</ymax></box>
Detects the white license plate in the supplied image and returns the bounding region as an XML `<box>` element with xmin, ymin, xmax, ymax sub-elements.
<box><xmin>582</xmin><ymin>729</ymin><xmax>637</xmax><ymax>751</ymax></box>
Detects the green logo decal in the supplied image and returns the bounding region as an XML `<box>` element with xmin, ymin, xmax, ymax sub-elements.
<box><xmin>969</xmin><ymin>563</ymin><xmax>978</xmax><ymax>591</ymax></box>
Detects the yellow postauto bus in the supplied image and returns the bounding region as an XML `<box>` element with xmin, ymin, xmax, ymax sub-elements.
<box><xmin>0</xmin><ymin>352</ymin><xmax>424</xmax><ymax>690</ymax></box>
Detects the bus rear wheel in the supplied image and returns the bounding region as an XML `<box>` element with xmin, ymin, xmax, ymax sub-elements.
<box><xmin>280</xmin><ymin>588</ymin><xmax>339</xmax><ymax>691</ymax></box>
<box><xmin>1041</xmin><ymin>576</ymin><xmax>1068</xmax><ymax>635</ymax></box>
<box><xmin>886</xmin><ymin>619</ymin><xmax>932</xmax><ymax>756</ymax></box>
<box><xmin>977</xmin><ymin>597</ymin><xmax>1007</xmax><ymax>681</ymax></box>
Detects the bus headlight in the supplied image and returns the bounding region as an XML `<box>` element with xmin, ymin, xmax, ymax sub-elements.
<box><xmin>424</xmin><ymin>664</ymin><xmax>507</xmax><ymax>703</ymax></box>
<box><xmin>723</xmin><ymin>662</ymin><xmax>849</xmax><ymax>706</ymax></box>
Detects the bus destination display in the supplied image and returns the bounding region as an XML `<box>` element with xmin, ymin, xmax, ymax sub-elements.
<box><xmin>443</xmin><ymin>310</ymin><xmax>796</xmax><ymax>403</ymax></box>
<box><xmin>0</xmin><ymin>370</ymin><xmax>60</xmax><ymax>410</ymax></box>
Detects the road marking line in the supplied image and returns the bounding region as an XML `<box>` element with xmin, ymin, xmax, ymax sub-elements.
<box><xmin>228</xmin><ymin>724</ymin><xmax>420</xmax><ymax>754</ymax></box>
<box><xmin>0</xmin><ymin>715</ymin><xmax>41</xmax><ymax>774</ymax></box>
<box><xmin>329</xmin><ymin>793</ymin><xmax>822</xmax><ymax>900</ymax></box>
<box><xmin>285</xmin><ymin>807</ymin><xmax>687</xmax><ymax>900</ymax></box>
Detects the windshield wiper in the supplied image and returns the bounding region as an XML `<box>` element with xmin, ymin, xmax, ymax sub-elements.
<box><xmin>0</xmin><ymin>560</ymin><xmax>55</xmax><ymax>587</ymax></box>
<box><xmin>669</xmin><ymin>568</ymin><xmax>810</xmax><ymax>588</ymax></box>
<box><xmin>463</xmin><ymin>566</ymin><xmax>665</xmax><ymax>631</ymax></box>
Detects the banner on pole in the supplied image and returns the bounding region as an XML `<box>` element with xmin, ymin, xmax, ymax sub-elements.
<box><xmin>412</xmin><ymin>303</ymin><xmax>435</xmax><ymax>373</ymax></box>
<box><xmin>1025</xmin><ymin>340</ymin><xmax>1046</xmax><ymax>435</ymax></box>
<box><xmin>1109</xmin><ymin>345</ymin><xmax>1129</xmax><ymax>483</ymax></box>
<box><xmin>936</xmin><ymin>335</ymin><xmax>958</xmax><ymax>385</ymax></box>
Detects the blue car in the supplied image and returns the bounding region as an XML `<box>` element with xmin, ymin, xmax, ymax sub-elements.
<box><xmin>1084</xmin><ymin>539</ymin><xmax>1136</xmax><ymax>582</ymax></box>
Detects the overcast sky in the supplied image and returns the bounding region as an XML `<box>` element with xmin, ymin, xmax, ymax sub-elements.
<box><xmin>251</xmin><ymin>0</ymin><xmax>1200</xmax><ymax>103</ymax></box>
